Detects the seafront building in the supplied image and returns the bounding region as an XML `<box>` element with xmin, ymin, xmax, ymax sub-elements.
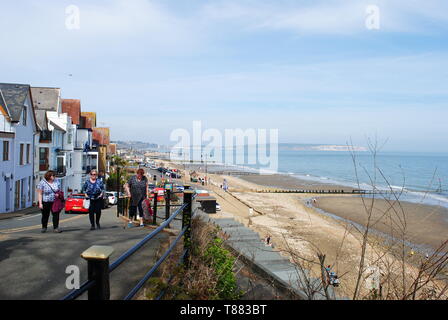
<box><xmin>0</xmin><ymin>82</ymin><xmax>112</xmax><ymax>214</ymax></box>
<box><xmin>0</xmin><ymin>83</ymin><xmax>38</xmax><ymax>213</ymax></box>
<box><xmin>62</xmin><ymin>99</ymin><xmax>99</xmax><ymax>193</ymax></box>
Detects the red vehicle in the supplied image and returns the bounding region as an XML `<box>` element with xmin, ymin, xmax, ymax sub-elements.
<box><xmin>149</xmin><ymin>188</ymin><xmax>165</xmax><ymax>202</ymax></box>
<box><xmin>65</xmin><ymin>194</ymin><xmax>89</xmax><ymax>214</ymax></box>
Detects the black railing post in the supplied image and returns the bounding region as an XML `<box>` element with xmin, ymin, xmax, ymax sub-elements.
<box><xmin>152</xmin><ymin>191</ymin><xmax>158</xmax><ymax>225</ymax></box>
<box><xmin>183</xmin><ymin>183</ymin><xmax>190</xmax><ymax>190</ymax></box>
<box><xmin>182</xmin><ymin>190</ymin><xmax>194</xmax><ymax>266</ymax></box>
<box><xmin>165</xmin><ymin>189</ymin><xmax>171</xmax><ymax>228</ymax></box>
<box><xmin>81</xmin><ymin>245</ymin><xmax>114</xmax><ymax>300</ymax></box>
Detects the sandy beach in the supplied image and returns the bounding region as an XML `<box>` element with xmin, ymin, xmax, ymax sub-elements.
<box><xmin>241</xmin><ymin>173</ymin><xmax>355</xmax><ymax>192</ymax></box>
<box><xmin>164</xmin><ymin>161</ymin><xmax>448</xmax><ymax>298</ymax></box>
<box><xmin>315</xmin><ymin>197</ymin><xmax>448</xmax><ymax>252</ymax></box>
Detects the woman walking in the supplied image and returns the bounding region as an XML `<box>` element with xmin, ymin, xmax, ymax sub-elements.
<box><xmin>124</xmin><ymin>168</ymin><xmax>149</xmax><ymax>221</ymax></box>
<box><xmin>82</xmin><ymin>169</ymin><xmax>105</xmax><ymax>230</ymax></box>
<box><xmin>37</xmin><ymin>170</ymin><xmax>62</xmax><ymax>233</ymax></box>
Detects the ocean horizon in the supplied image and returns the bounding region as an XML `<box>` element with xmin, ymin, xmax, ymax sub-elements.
<box><xmin>164</xmin><ymin>146</ymin><xmax>448</xmax><ymax>209</ymax></box>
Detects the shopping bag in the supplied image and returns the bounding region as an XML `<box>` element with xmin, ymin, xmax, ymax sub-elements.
<box><xmin>142</xmin><ymin>198</ymin><xmax>153</xmax><ymax>220</ymax></box>
<box><xmin>83</xmin><ymin>198</ymin><xmax>90</xmax><ymax>209</ymax></box>
<box><xmin>52</xmin><ymin>191</ymin><xmax>65</xmax><ymax>213</ymax></box>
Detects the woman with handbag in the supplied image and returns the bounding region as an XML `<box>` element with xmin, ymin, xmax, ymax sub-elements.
<box><xmin>37</xmin><ymin>170</ymin><xmax>63</xmax><ymax>233</ymax></box>
<box><xmin>82</xmin><ymin>169</ymin><xmax>105</xmax><ymax>230</ymax></box>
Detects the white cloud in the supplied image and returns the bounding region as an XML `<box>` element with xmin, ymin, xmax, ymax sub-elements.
<box><xmin>200</xmin><ymin>0</ymin><xmax>448</xmax><ymax>35</ymax></box>
<box><xmin>0</xmin><ymin>0</ymin><xmax>200</xmax><ymax>61</ymax></box>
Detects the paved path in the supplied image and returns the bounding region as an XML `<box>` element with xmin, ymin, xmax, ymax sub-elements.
<box><xmin>0</xmin><ymin>206</ymin><xmax>172</xmax><ymax>300</ymax></box>
<box><xmin>197</xmin><ymin>212</ymin><xmax>338</xmax><ymax>300</ymax></box>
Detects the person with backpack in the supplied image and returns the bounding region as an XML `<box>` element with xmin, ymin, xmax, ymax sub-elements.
<box><xmin>37</xmin><ymin>170</ymin><xmax>64</xmax><ymax>233</ymax></box>
<box><xmin>82</xmin><ymin>169</ymin><xmax>105</xmax><ymax>230</ymax></box>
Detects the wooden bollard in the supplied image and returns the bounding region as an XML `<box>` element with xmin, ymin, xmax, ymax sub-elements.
<box><xmin>81</xmin><ymin>245</ymin><xmax>114</xmax><ymax>300</ymax></box>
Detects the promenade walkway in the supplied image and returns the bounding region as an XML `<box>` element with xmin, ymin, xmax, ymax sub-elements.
<box><xmin>197</xmin><ymin>211</ymin><xmax>337</xmax><ymax>300</ymax></box>
<box><xmin>0</xmin><ymin>207</ymin><xmax>171</xmax><ymax>300</ymax></box>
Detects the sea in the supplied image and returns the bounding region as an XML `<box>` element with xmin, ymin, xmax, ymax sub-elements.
<box><xmin>167</xmin><ymin>147</ymin><xmax>448</xmax><ymax>209</ymax></box>
<box><xmin>274</xmin><ymin>150</ymin><xmax>448</xmax><ymax>209</ymax></box>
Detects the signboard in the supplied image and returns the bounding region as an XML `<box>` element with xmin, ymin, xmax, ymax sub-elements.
<box><xmin>165</xmin><ymin>184</ymin><xmax>172</xmax><ymax>191</ymax></box>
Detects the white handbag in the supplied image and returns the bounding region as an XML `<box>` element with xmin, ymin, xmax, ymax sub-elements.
<box><xmin>83</xmin><ymin>199</ymin><xmax>90</xmax><ymax>209</ymax></box>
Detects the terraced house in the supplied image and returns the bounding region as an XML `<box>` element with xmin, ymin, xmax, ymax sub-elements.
<box><xmin>31</xmin><ymin>87</ymin><xmax>77</xmax><ymax>197</ymax></box>
<box><xmin>0</xmin><ymin>83</ymin><xmax>37</xmax><ymax>213</ymax></box>
<box><xmin>0</xmin><ymin>83</ymin><xmax>111</xmax><ymax>214</ymax></box>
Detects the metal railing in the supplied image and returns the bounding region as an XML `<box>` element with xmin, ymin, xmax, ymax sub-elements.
<box><xmin>62</xmin><ymin>187</ymin><xmax>196</xmax><ymax>300</ymax></box>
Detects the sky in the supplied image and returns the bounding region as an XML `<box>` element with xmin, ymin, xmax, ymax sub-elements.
<box><xmin>1</xmin><ymin>0</ymin><xmax>447</xmax><ymax>152</ymax></box>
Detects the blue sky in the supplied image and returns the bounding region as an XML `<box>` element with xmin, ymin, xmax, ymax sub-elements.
<box><xmin>1</xmin><ymin>0</ymin><xmax>447</xmax><ymax>152</ymax></box>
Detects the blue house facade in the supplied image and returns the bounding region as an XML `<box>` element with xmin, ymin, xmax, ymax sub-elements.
<box><xmin>0</xmin><ymin>84</ymin><xmax>37</xmax><ymax>213</ymax></box>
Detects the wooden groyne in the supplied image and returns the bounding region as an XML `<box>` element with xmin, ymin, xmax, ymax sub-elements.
<box><xmin>250</xmin><ymin>189</ymin><xmax>444</xmax><ymax>195</ymax></box>
<box><xmin>252</xmin><ymin>189</ymin><xmax>403</xmax><ymax>195</ymax></box>
<box><xmin>212</xmin><ymin>171</ymin><xmax>259</xmax><ymax>176</ymax></box>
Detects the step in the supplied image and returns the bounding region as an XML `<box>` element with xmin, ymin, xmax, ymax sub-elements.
<box><xmin>222</xmin><ymin>226</ymin><xmax>259</xmax><ymax>236</ymax></box>
<box><xmin>224</xmin><ymin>232</ymin><xmax>261</xmax><ymax>241</ymax></box>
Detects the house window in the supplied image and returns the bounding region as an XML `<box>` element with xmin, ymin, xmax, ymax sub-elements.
<box><xmin>20</xmin><ymin>144</ymin><xmax>24</xmax><ymax>165</ymax></box>
<box><xmin>39</xmin><ymin>147</ymin><xmax>49</xmax><ymax>171</ymax></box>
<box><xmin>23</xmin><ymin>107</ymin><xmax>27</xmax><ymax>126</ymax></box>
<box><xmin>2</xmin><ymin>141</ymin><xmax>9</xmax><ymax>161</ymax></box>
<box><xmin>26</xmin><ymin>144</ymin><xmax>31</xmax><ymax>164</ymax></box>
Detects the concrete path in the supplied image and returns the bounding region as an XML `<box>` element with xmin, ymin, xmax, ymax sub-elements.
<box><xmin>197</xmin><ymin>212</ymin><xmax>337</xmax><ymax>300</ymax></box>
<box><xmin>0</xmin><ymin>206</ymin><xmax>172</xmax><ymax>300</ymax></box>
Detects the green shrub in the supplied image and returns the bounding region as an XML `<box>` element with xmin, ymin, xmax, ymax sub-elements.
<box><xmin>204</xmin><ymin>238</ymin><xmax>241</xmax><ymax>300</ymax></box>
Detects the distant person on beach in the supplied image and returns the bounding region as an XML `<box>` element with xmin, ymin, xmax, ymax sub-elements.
<box><xmin>223</xmin><ymin>179</ymin><xmax>228</xmax><ymax>191</ymax></box>
<box><xmin>264</xmin><ymin>235</ymin><xmax>272</xmax><ymax>246</ymax></box>
<box><xmin>331</xmin><ymin>275</ymin><xmax>340</xmax><ymax>287</ymax></box>
<box><xmin>125</xmin><ymin>168</ymin><xmax>149</xmax><ymax>221</ymax></box>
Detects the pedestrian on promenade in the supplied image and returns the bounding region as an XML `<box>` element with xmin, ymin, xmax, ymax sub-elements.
<box><xmin>82</xmin><ymin>169</ymin><xmax>105</xmax><ymax>230</ymax></box>
<box><xmin>37</xmin><ymin>170</ymin><xmax>63</xmax><ymax>233</ymax></box>
<box><xmin>125</xmin><ymin>168</ymin><xmax>149</xmax><ymax>222</ymax></box>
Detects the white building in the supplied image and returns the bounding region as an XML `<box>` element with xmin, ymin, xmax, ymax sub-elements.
<box><xmin>0</xmin><ymin>84</ymin><xmax>38</xmax><ymax>213</ymax></box>
<box><xmin>72</xmin><ymin>128</ymin><xmax>98</xmax><ymax>193</ymax></box>
<box><xmin>31</xmin><ymin>87</ymin><xmax>75</xmax><ymax>196</ymax></box>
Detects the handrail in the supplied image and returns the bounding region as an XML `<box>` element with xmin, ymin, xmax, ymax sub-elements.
<box><xmin>123</xmin><ymin>225</ymin><xmax>188</xmax><ymax>300</ymax></box>
<box><xmin>62</xmin><ymin>191</ymin><xmax>197</xmax><ymax>300</ymax></box>
<box><xmin>61</xmin><ymin>279</ymin><xmax>96</xmax><ymax>300</ymax></box>
<box><xmin>109</xmin><ymin>202</ymin><xmax>188</xmax><ymax>272</ymax></box>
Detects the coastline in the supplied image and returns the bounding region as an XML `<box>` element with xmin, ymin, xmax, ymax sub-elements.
<box><xmin>172</xmin><ymin>162</ymin><xmax>448</xmax><ymax>252</ymax></box>
<box><xmin>237</xmin><ymin>173</ymin><xmax>448</xmax><ymax>252</ymax></box>
<box><xmin>164</xmin><ymin>161</ymin><xmax>448</xmax><ymax>298</ymax></box>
